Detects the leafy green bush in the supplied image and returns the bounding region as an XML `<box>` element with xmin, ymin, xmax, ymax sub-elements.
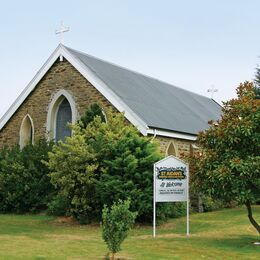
<box><xmin>45</xmin><ymin>128</ymin><xmax>100</xmax><ymax>223</ymax></box>
<box><xmin>201</xmin><ymin>196</ymin><xmax>237</xmax><ymax>212</ymax></box>
<box><xmin>47</xmin><ymin>194</ymin><xmax>69</xmax><ymax>216</ymax></box>
<box><xmin>47</xmin><ymin>109</ymin><xmax>174</xmax><ymax>223</ymax></box>
<box><xmin>168</xmin><ymin>202</ymin><xmax>187</xmax><ymax>218</ymax></box>
<box><xmin>79</xmin><ymin>103</ymin><xmax>106</xmax><ymax>128</ymax></box>
<box><xmin>102</xmin><ymin>199</ymin><xmax>137</xmax><ymax>258</ymax></box>
<box><xmin>155</xmin><ymin>202</ymin><xmax>187</xmax><ymax>225</ymax></box>
<box><xmin>0</xmin><ymin>140</ymin><xmax>54</xmax><ymax>213</ymax></box>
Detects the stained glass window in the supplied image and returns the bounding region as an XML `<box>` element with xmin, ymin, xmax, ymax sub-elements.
<box><xmin>55</xmin><ymin>98</ymin><xmax>72</xmax><ymax>141</ymax></box>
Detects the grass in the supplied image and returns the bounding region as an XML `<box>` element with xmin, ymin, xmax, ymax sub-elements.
<box><xmin>0</xmin><ymin>206</ymin><xmax>259</xmax><ymax>259</ymax></box>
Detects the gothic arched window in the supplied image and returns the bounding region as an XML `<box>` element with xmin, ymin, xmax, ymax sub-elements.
<box><xmin>55</xmin><ymin>98</ymin><xmax>72</xmax><ymax>141</ymax></box>
<box><xmin>19</xmin><ymin>114</ymin><xmax>34</xmax><ymax>148</ymax></box>
<box><xmin>166</xmin><ymin>141</ymin><xmax>177</xmax><ymax>156</ymax></box>
<box><xmin>46</xmin><ymin>90</ymin><xmax>77</xmax><ymax>142</ymax></box>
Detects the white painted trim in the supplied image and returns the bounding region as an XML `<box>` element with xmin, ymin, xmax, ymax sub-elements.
<box><xmin>46</xmin><ymin>89</ymin><xmax>78</xmax><ymax>141</ymax></box>
<box><xmin>59</xmin><ymin>46</ymin><xmax>149</xmax><ymax>136</ymax></box>
<box><xmin>155</xmin><ymin>155</ymin><xmax>187</xmax><ymax>165</ymax></box>
<box><xmin>0</xmin><ymin>45</ymin><xmax>63</xmax><ymax>131</ymax></box>
<box><xmin>0</xmin><ymin>44</ymin><xmax>149</xmax><ymax>136</ymax></box>
<box><xmin>147</xmin><ymin>128</ymin><xmax>197</xmax><ymax>141</ymax></box>
<box><xmin>0</xmin><ymin>44</ymin><xmax>197</xmax><ymax>141</ymax></box>
<box><xmin>19</xmin><ymin>114</ymin><xmax>34</xmax><ymax>148</ymax></box>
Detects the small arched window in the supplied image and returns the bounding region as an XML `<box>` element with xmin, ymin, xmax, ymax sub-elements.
<box><xmin>166</xmin><ymin>141</ymin><xmax>177</xmax><ymax>156</ymax></box>
<box><xmin>55</xmin><ymin>98</ymin><xmax>72</xmax><ymax>141</ymax></box>
<box><xmin>19</xmin><ymin>114</ymin><xmax>34</xmax><ymax>148</ymax></box>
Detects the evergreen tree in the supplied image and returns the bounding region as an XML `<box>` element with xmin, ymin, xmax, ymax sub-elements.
<box><xmin>254</xmin><ymin>64</ymin><xmax>260</xmax><ymax>99</ymax></box>
<box><xmin>82</xmin><ymin>111</ymin><xmax>163</xmax><ymax>222</ymax></box>
<box><xmin>255</xmin><ymin>63</ymin><xmax>260</xmax><ymax>86</ymax></box>
<box><xmin>79</xmin><ymin>103</ymin><xmax>106</xmax><ymax>128</ymax></box>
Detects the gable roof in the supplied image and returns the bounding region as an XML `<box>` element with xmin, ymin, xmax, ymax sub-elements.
<box><xmin>0</xmin><ymin>44</ymin><xmax>222</xmax><ymax>140</ymax></box>
<box><xmin>66</xmin><ymin>47</ymin><xmax>222</xmax><ymax>136</ymax></box>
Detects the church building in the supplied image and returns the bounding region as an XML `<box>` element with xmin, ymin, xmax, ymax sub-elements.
<box><xmin>0</xmin><ymin>44</ymin><xmax>221</xmax><ymax>156</ymax></box>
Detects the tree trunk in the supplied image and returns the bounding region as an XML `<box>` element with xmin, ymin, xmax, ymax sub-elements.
<box><xmin>245</xmin><ymin>200</ymin><xmax>260</xmax><ymax>234</ymax></box>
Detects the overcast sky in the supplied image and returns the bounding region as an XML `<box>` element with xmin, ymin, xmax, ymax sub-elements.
<box><xmin>0</xmin><ymin>0</ymin><xmax>259</xmax><ymax>118</ymax></box>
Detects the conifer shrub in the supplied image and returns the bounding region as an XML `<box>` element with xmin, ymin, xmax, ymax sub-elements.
<box><xmin>95</xmin><ymin>129</ymin><xmax>162</xmax><ymax>222</ymax></box>
<box><xmin>0</xmin><ymin>140</ymin><xmax>54</xmax><ymax>213</ymax></box>
<box><xmin>79</xmin><ymin>103</ymin><xmax>106</xmax><ymax>128</ymax></box>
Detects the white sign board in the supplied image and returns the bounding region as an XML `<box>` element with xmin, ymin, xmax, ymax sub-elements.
<box><xmin>153</xmin><ymin>156</ymin><xmax>189</xmax><ymax>237</ymax></box>
<box><xmin>154</xmin><ymin>156</ymin><xmax>188</xmax><ymax>202</ymax></box>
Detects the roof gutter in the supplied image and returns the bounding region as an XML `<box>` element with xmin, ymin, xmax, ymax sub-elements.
<box><xmin>147</xmin><ymin>128</ymin><xmax>197</xmax><ymax>141</ymax></box>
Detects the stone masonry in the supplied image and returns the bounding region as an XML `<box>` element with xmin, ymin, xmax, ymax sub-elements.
<box><xmin>0</xmin><ymin>58</ymin><xmax>113</xmax><ymax>147</ymax></box>
<box><xmin>156</xmin><ymin>136</ymin><xmax>192</xmax><ymax>157</ymax></box>
<box><xmin>0</xmin><ymin>58</ymin><xmax>193</xmax><ymax>156</ymax></box>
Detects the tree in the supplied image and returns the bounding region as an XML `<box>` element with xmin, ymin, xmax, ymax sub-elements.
<box><xmin>191</xmin><ymin>82</ymin><xmax>260</xmax><ymax>233</ymax></box>
<box><xmin>82</xmin><ymin>110</ymin><xmax>163</xmax><ymax>222</ymax></box>
<box><xmin>79</xmin><ymin>103</ymin><xmax>106</xmax><ymax>128</ymax></box>
<box><xmin>102</xmin><ymin>199</ymin><xmax>137</xmax><ymax>259</ymax></box>
<box><xmin>254</xmin><ymin>62</ymin><xmax>260</xmax><ymax>86</ymax></box>
<box><xmin>0</xmin><ymin>140</ymin><xmax>54</xmax><ymax>213</ymax></box>
<box><xmin>46</xmin><ymin>128</ymin><xmax>99</xmax><ymax>223</ymax></box>
<box><xmin>254</xmin><ymin>63</ymin><xmax>260</xmax><ymax>99</ymax></box>
<box><xmin>46</xmin><ymin>109</ymin><xmax>170</xmax><ymax>223</ymax></box>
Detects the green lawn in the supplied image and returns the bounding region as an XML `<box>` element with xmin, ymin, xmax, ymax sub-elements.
<box><xmin>0</xmin><ymin>206</ymin><xmax>259</xmax><ymax>259</ymax></box>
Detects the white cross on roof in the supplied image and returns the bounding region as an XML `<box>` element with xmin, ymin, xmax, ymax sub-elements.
<box><xmin>55</xmin><ymin>21</ymin><xmax>70</xmax><ymax>44</ymax></box>
<box><xmin>207</xmin><ymin>85</ymin><xmax>218</xmax><ymax>99</ymax></box>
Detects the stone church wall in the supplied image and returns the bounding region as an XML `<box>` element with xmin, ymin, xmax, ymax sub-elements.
<box><xmin>0</xmin><ymin>58</ymin><xmax>193</xmax><ymax>157</ymax></box>
<box><xmin>156</xmin><ymin>136</ymin><xmax>192</xmax><ymax>157</ymax></box>
<box><xmin>0</xmin><ymin>58</ymin><xmax>113</xmax><ymax>147</ymax></box>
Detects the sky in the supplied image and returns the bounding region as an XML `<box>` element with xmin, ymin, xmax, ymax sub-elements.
<box><xmin>0</xmin><ymin>0</ymin><xmax>259</xmax><ymax>118</ymax></box>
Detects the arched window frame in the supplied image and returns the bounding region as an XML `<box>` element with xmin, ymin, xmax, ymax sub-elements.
<box><xmin>46</xmin><ymin>89</ymin><xmax>78</xmax><ymax>141</ymax></box>
<box><xmin>165</xmin><ymin>141</ymin><xmax>178</xmax><ymax>157</ymax></box>
<box><xmin>19</xmin><ymin>114</ymin><xmax>34</xmax><ymax>148</ymax></box>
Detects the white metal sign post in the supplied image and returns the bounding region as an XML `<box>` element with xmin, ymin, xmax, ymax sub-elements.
<box><xmin>153</xmin><ymin>156</ymin><xmax>189</xmax><ymax>237</ymax></box>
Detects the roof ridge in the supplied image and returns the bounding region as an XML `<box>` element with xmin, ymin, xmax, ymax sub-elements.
<box><xmin>0</xmin><ymin>44</ymin><xmax>222</xmax><ymax>138</ymax></box>
<box><xmin>63</xmin><ymin>45</ymin><xmax>218</xmax><ymax>103</ymax></box>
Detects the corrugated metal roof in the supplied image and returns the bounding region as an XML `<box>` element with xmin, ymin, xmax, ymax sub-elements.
<box><xmin>65</xmin><ymin>46</ymin><xmax>222</xmax><ymax>135</ymax></box>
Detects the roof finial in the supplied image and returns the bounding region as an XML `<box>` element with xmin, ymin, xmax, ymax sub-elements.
<box><xmin>207</xmin><ymin>84</ymin><xmax>218</xmax><ymax>99</ymax></box>
<box><xmin>55</xmin><ymin>21</ymin><xmax>70</xmax><ymax>44</ymax></box>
